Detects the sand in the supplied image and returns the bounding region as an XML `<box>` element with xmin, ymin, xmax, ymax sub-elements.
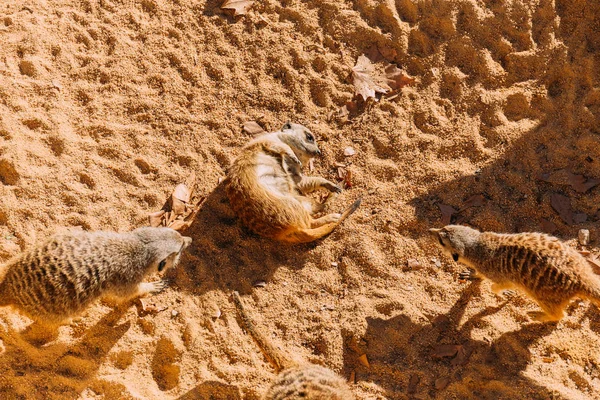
<box><xmin>0</xmin><ymin>0</ymin><xmax>599</xmax><ymax>398</ymax></box>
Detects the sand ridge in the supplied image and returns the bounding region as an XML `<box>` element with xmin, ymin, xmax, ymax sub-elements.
<box><xmin>0</xmin><ymin>0</ymin><xmax>599</xmax><ymax>399</ymax></box>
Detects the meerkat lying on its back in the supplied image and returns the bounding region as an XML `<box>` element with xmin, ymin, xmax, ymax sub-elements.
<box><xmin>430</xmin><ymin>225</ymin><xmax>600</xmax><ymax>322</ymax></box>
<box><xmin>226</xmin><ymin>122</ymin><xmax>361</xmax><ymax>243</ymax></box>
<box><xmin>0</xmin><ymin>227</ymin><xmax>192</xmax><ymax>325</ymax></box>
<box><xmin>232</xmin><ymin>292</ymin><xmax>355</xmax><ymax>400</ymax></box>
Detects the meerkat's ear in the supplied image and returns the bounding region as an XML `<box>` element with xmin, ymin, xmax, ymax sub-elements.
<box><xmin>282</xmin><ymin>121</ymin><xmax>292</xmax><ymax>130</ymax></box>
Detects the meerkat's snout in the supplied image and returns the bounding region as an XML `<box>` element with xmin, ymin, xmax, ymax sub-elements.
<box><xmin>182</xmin><ymin>236</ymin><xmax>192</xmax><ymax>249</ymax></box>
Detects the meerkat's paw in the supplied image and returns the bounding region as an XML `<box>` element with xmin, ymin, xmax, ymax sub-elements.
<box><xmin>325</xmin><ymin>182</ymin><xmax>343</xmax><ymax>193</ymax></box>
<box><xmin>527</xmin><ymin>311</ymin><xmax>553</xmax><ymax>322</ymax></box>
<box><xmin>139</xmin><ymin>280</ymin><xmax>169</xmax><ymax>296</ymax></box>
<box><xmin>501</xmin><ymin>290</ymin><xmax>518</xmax><ymax>299</ymax></box>
<box><xmin>459</xmin><ymin>268</ymin><xmax>481</xmax><ymax>281</ymax></box>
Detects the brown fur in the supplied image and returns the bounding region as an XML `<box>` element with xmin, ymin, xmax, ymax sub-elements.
<box><xmin>232</xmin><ymin>291</ymin><xmax>355</xmax><ymax>400</ymax></box>
<box><xmin>430</xmin><ymin>225</ymin><xmax>600</xmax><ymax>321</ymax></box>
<box><xmin>0</xmin><ymin>227</ymin><xmax>192</xmax><ymax>324</ymax></box>
<box><xmin>226</xmin><ymin>122</ymin><xmax>361</xmax><ymax>243</ymax></box>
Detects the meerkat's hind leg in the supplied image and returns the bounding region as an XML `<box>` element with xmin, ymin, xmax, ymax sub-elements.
<box><xmin>527</xmin><ymin>300</ymin><xmax>566</xmax><ymax>322</ymax></box>
<box><xmin>310</xmin><ymin>213</ymin><xmax>342</xmax><ymax>228</ymax></box>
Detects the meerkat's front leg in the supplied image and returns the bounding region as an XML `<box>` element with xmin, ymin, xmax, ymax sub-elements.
<box><xmin>136</xmin><ymin>280</ymin><xmax>168</xmax><ymax>297</ymax></box>
<box><xmin>459</xmin><ymin>268</ymin><xmax>482</xmax><ymax>281</ymax></box>
<box><xmin>297</xmin><ymin>177</ymin><xmax>342</xmax><ymax>194</ymax></box>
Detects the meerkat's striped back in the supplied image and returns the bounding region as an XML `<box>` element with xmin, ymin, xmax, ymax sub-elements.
<box><xmin>431</xmin><ymin>225</ymin><xmax>600</xmax><ymax>321</ymax></box>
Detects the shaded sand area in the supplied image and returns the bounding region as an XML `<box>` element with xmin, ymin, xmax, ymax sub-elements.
<box><xmin>0</xmin><ymin>0</ymin><xmax>599</xmax><ymax>398</ymax></box>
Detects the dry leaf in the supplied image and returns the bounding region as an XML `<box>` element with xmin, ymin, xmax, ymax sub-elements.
<box><xmin>540</xmin><ymin>219</ymin><xmax>557</xmax><ymax>233</ymax></box>
<box><xmin>586</xmin><ymin>257</ymin><xmax>600</xmax><ymax>274</ymax></box>
<box><xmin>243</xmin><ymin>121</ymin><xmax>265</xmax><ymax>135</ymax></box>
<box><xmin>358</xmin><ymin>354</ymin><xmax>370</xmax><ymax>368</ymax></box>
<box><xmin>384</xmin><ymin>64</ymin><xmax>416</xmax><ymax>92</ymax></box>
<box><xmin>550</xmin><ymin>193</ymin><xmax>573</xmax><ymax>225</ymax></box>
<box><xmin>438</xmin><ymin>204</ymin><xmax>456</xmax><ymax>225</ymax></box>
<box><xmin>567</xmin><ymin>171</ymin><xmax>600</xmax><ymax>193</ymax></box>
<box><xmin>351</xmin><ymin>55</ymin><xmax>388</xmax><ymax>101</ymax></box>
<box><xmin>173</xmin><ymin>183</ymin><xmax>191</xmax><ymax>203</ymax></box>
<box><xmin>407</xmin><ymin>374</ymin><xmax>420</xmax><ymax>394</ymax></box>
<box><xmin>432</xmin><ymin>344</ymin><xmax>461</xmax><ymax>359</ymax></box>
<box><xmin>461</xmin><ymin>194</ymin><xmax>485</xmax><ymax>210</ymax></box>
<box><xmin>221</xmin><ymin>0</ymin><xmax>254</xmax><ymax>16</ymax></box>
<box><xmin>148</xmin><ymin>210</ymin><xmax>166</xmax><ymax>227</ymax></box>
<box><xmin>435</xmin><ymin>377</ymin><xmax>450</xmax><ymax>390</ymax></box>
<box><xmin>450</xmin><ymin>346</ymin><xmax>472</xmax><ymax>366</ymax></box>
<box><xmin>343</xmin><ymin>169</ymin><xmax>353</xmax><ymax>189</ymax></box>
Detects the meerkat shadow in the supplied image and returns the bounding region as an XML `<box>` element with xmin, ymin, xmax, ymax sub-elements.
<box><xmin>349</xmin><ymin>286</ymin><xmax>557</xmax><ymax>398</ymax></box>
<box><xmin>0</xmin><ymin>307</ymin><xmax>131</xmax><ymax>397</ymax></box>
<box><xmin>176</xmin><ymin>380</ymin><xmax>243</xmax><ymax>400</ymax></box>
<box><xmin>176</xmin><ymin>182</ymin><xmax>312</xmax><ymax>295</ymax></box>
<box><xmin>583</xmin><ymin>303</ymin><xmax>600</xmax><ymax>335</ymax></box>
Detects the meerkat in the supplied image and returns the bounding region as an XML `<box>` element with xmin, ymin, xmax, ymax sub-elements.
<box><xmin>232</xmin><ymin>291</ymin><xmax>355</xmax><ymax>400</ymax></box>
<box><xmin>226</xmin><ymin>122</ymin><xmax>361</xmax><ymax>243</ymax></box>
<box><xmin>0</xmin><ymin>227</ymin><xmax>192</xmax><ymax>325</ymax></box>
<box><xmin>430</xmin><ymin>225</ymin><xmax>600</xmax><ymax>322</ymax></box>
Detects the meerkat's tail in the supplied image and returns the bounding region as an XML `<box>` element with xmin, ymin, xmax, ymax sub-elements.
<box><xmin>232</xmin><ymin>291</ymin><xmax>294</xmax><ymax>372</ymax></box>
<box><xmin>278</xmin><ymin>198</ymin><xmax>362</xmax><ymax>244</ymax></box>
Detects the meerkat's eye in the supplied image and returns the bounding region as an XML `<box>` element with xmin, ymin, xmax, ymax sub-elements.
<box><xmin>158</xmin><ymin>259</ymin><xmax>167</xmax><ymax>272</ymax></box>
<box><xmin>306</xmin><ymin>133</ymin><xmax>314</xmax><ymax>142</ymax></box>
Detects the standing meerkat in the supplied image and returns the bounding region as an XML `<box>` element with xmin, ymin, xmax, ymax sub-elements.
<box><xmin>0</xmin><ymin>227</ymin><xmax>192</xmax><ymax>324</ymax></box>
<box><xmin>226</xmin><ymin>122</ymin><xmax>361</xmax><ymax>243</ymax></box>
<box><xmin>430</xmin><ymin>225</ymin><xmax>600</xmax><ymax>321</ymax></box>
<box><xmin>232</xmin><ymin>291</ymin><xmax>355</xmax><ymax>400</ymax></box>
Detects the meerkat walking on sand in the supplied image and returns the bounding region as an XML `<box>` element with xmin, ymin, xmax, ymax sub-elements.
<box><xmin>232</xmin><ymin>291</ymin><xmax>355</xmax><ymax>400</ymax></box>
<box><xmin>430</xmin><ymin>225</ymin><xmax>600</xmax><ymax>322</ymax></box>
<box><xmin>226</xmin><ymin>122</ymin><xmax>361</xmax><ymax>243</ymax></box>
<box><xmin>0</xmin><ymin>227</ymin><xmax>192</xmax><ymax>325</ymax></box>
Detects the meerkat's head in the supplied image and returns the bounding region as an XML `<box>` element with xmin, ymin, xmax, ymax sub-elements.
<box><xmin>278</xmin><ymin>122</ymin><xmax>321</xmax><ymax>163</ymax></box>
<box><xmin>132</xmin><ymin>227</ymin><xmax>192</xmax><ymax>273</ymax></box>
<box><xmin>429</xmin><ymin>225</ymin><xmax>481</xmax><ymax>262</ymax></box>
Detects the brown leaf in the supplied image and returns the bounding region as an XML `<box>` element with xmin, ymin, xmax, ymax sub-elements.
<box><xmin>432</xmin><ymin>344</ymin><xmax>461</xmax><ymax>359</ymax></box>
<box><xmin>462</xmin><ymin>194</ymin><xmax>485</xmax><ymax>209</ymax></box>
<box><xmin>351</xmin><ymin>55</ymin><xmax>388</xmax><ymax>101</ymax></box>
<box><xmin>343</xmin><ymin>169</ymin><xmax>353</xmax><ymax>189</ymax></box>
<box><xmin>171</xmin><ymin>198</ymin><xmax>187</xmax><ymax>215</ymax></box>
<box><xmin>407</xmin><ymin>374</ymin><xmax>420</xmax><ymax>394</ymax></box>
<box><xmin>220</xmin><ymin>0</ymin><xmax>254</xmax><ymax>16</ymax></box>
<box><xmin>435</xmin><ymin>377</ymin><xmax>450</xmax><ymax>390</ymax></box>
<box><xmin>243</xmin><ymin>121</ymin><xmax>265</xmax><ymax>135</ymax></box>
<box><xmin>173</xmin><ymin>183</ymin><xmax>191</xmax><ymax>203</ymax></box>
<box><xmin>550</xmin><ymin>193</ymin><xmax>573</xmax><ymax>225</ymax></box>
<box><xmin>450</xmin><ymin>346</ymin><xmax>472</xmax><ymax>366</ymax></box>
<box><xmin>438</xmin><ymin>204</ymin><xmax>456</xmax><ymax>225</ymax></box>
<box><xmin>148</xmin><ymin>210</ymin><xmax>166</xmax><ymax>227</ymax></box>
<box><xmin>384</xmin><ymin>64</ymin><xmax>416</xmax><ymax>91</ymax></box>
<box><xmin>168</xmin><ymin>219</ymin><xmax>189</xmax><ymax>231</ymax></box>
<box><xmin>540</xmin><ymin>219</ymin><xmax>557</xmax><ymax>233</ymax></box>
<box><xmin>567</xmin><ymin>171</ymin><xmax>600</xmax><ymax>193</ymax></box>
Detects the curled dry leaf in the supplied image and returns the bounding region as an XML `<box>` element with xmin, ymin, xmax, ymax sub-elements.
<box><xmin>432</xmin><ymin>344</ymin><xmax>461</xmax><ymax>359</ymax></box>
<box><xmin>461</xmin><ymin>194</ymin><xmax>485</xmax><ymax>210</ymax></box>
<box><xmin>384</xmin><ymin>64</ymin><xmax>416</xmax><ymax>93</ymax></box>
<box><xmin>220</xmin><ymin>0</ymin><xmax>254</xmax><ymax>16</ymax></box>
<box><xmin>438</xmin><ymin>204</ymin><xmax>456</xmax><ymax>225</ymax></box>
<box><xmin>566</xmin><ymin>171</ymin><xmax>599</xmax><ymax>193</ymax></box>
<box><xmin>550</xmin><ymin>193</ymin><xmax>573</xmax><ymax>225</ymax></box>
<box><xmin>243</xmin><ymin>121</ymin><xmax>265</xmax><ymax>135</ymax></box>
<box><xmin>351</xmin><ymin>55</ymin><xmax>388</xmax><ymax>102</ymax></box>
<box><xmin>407</xmin><ymin>374</ymin><xmax>420</xmax><ymax>394</ymax></box>
<box><xmin>435</xmin><ymin>377</ymin><xmax>450</xmax><ymax>390</ymax></box>
<box><xmin>147</xmin><ymin>173</ymin><xmax>205</xmax><ymax>231</ymax></box>
<box><xmin>358</xmin><ymin>353</ymin><xmax>370</xmax><ymax>368</ymax></box>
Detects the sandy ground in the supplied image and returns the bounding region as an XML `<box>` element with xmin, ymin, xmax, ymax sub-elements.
<box><xmin>0</xmin><ymin>0</ymin><xmax>600</xmax><ymax>399</ymax></box>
